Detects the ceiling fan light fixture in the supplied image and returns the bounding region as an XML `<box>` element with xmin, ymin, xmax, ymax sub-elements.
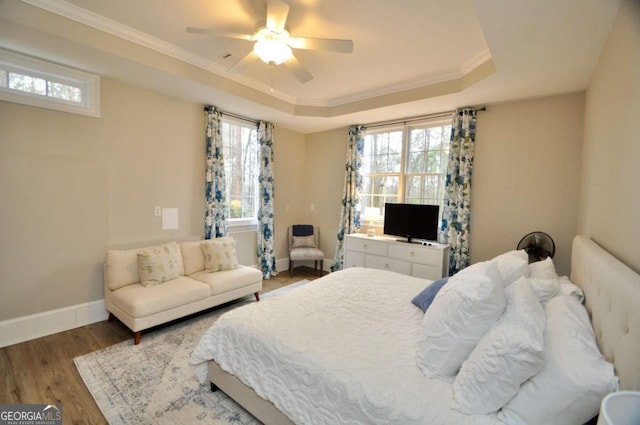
<box><xmin>253</xmin><ymin>38</ymin><xmax>292</xmax><ymax>65</ymax></box>
<box><xmin>253</xmin><ymin>27</ymin><xmax>292</xmax><ymax>65</ymax></box>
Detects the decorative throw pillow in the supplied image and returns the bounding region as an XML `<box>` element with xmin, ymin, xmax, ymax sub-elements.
<box><xmin>499</xmin><ymin>295</ymin><xmax>618</xmax><ymax>425</ymax></box>
<box><xmin>292</xmin><ymin>235</ymin><xmax>315</xmax><ymax>248</ymax></box>
<box><xmin>136</xmin><ymin>242</ymin><xmax>180</xmax><ymax>287</ymax></box>
<box><xmin>201</xmin><ymin>237</ymin><xmax>239</xmax><ymax>272</ymax></box>
<box><xmin>491</xmin><ymin>249</ymin><xmax>530</xmax><ymax>287</ymax></box>
<box><xmin>453</xmin><ymin>277</ymin><xmax>545</xmax><ymax>414</ymax></box>
<box><xmin>417</xmin><ymin>261</ymin><xmax>506</xmax><ymax>378</ymax></box>
<box><xmin>411</xmin><ymin>277</ymin><xmax>449</xmax><ymax>312</ymax></box>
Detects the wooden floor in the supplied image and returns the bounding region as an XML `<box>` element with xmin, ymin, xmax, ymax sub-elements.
<box><xmin>0</xmin><ymin>266</ymin><xmax>324</xmax><ymax>425</ymax></box>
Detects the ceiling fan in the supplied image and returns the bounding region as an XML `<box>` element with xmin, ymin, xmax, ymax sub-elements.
<box><xmin>186</xmin><ymin>0</ymin><xmax>353</xmax><ymax>83</ymax></box>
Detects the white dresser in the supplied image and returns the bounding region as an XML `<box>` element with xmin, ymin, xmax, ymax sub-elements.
<box><xmin>344</xmin><ymin>233</ymin><xmax>449</xmax><ymax>280</ymax></box>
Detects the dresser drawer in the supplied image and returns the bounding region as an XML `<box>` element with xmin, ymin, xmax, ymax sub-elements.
<box><xmin>345</xmin><ymin>237</ymin><xmax>388</xmax><ymax>256</ymax></box>
<box><xmin>344</xmin><ymin>250</ymin><xmax>365</xmax><ymax>268</ymax></box>
<box><xmin>412</xmin><ymin>263</ymin><xmax>444</xmax><ymax>281</ymax></box>
<box><xmin>365</xmin><ymin>255</ymin><xmax>411</xmax><ymax>275</ymax></box>
<box><xmin>388</xmin><ymin>243</ymin><xmax>441</xmax><ymax>266</ymax></box>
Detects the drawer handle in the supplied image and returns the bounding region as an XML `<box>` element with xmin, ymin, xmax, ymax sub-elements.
<box><xmin>385</xmin><ymin>263</ymin><xmax>390</xmax><ymax>269</ymax></box>
<box><xmin>363</xmin><ymin>244</ymin><xmax>368</xmax><ymax>249</ymax></box>
<box><xmin>410</xmin><ymin>251</ymin><xmax>415</xmax><ymax>257</ymax></box>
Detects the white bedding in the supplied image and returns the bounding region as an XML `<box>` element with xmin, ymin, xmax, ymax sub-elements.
<box><xmin>191</xmin><ymin>267</ymin><xmax>498</xmax><ymax>425</ymax></box>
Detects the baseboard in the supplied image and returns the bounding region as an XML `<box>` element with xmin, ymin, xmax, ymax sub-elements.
<box><xmin>0</xmin><ymin>299</ymin><xmax>109</xmax><ymax>348</ymax></box>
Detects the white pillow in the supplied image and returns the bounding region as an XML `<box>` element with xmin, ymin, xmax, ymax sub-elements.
<box><xmin>528</xmin><ymin>276</ymin><xmax>561</xmax><ymax>303</ymax></box>
<box><xmin>498</xmin><ymin>295</ymin><xmax>618</xmax><ymax>425</ymax></box>
<box><xmin>529</xmin><ymin>257</ymin><xmax>558</xmax><ymax>279</ymax></box>
<box><xmin>417</xmin><ymin>261</ymin><xmax>506</xmax><ymax>378</ymax></box>
<box><xmin>557</xmin><ymin>275</ymin><xmax>585</xmax><ymax>303</ymax></box>
<box><xmin>201</xmin><ymin>237</ymin><xmax>239</xmax><ymax>272</ymax></box>
<box><xmin>136</xmin><ymin>242</ymin><xmax>181</xmax><ymax>287</ymax></box>
<box><xmin>453</xmin><ymin>277</ymin><xmax>545</xmax><ymax>414</ymax></box>
<box><xmin>491</xmin><ymin>250</ymin><xmax>529</xmax><ymax>287</ymax></box>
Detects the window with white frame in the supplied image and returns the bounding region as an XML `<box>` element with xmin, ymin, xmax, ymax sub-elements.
<box><xmin>0</xmin><ymin>49</ymin><xmax>100</xmax><ymax>117</ymax></box>
<box><xmin>221</xmin><ymin>118</ymin><xmax>259</xmax><ymax>226</ymax></box>
<box><xmin>361</xmin><ymin>119</ymin><xmax>452</xmax><ymax>224</ymax></box>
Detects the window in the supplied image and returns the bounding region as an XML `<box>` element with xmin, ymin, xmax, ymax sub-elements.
<box><xmin>0</xmin><ymin>49</ymin><xmax>100</xmax><ymax>117</ymax></box>
<box><xmin>361</xmin><ymin>119</ymin><xmax>452</xmax><ymax>224</ymax></box>
<box><xmin>221</xmin><ymin>118</ymin><xmax>259</xmax><ymax>226</ymax></box>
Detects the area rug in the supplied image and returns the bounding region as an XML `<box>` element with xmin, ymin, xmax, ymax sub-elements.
<box><xmin>74</xmin><ymin>280</ymin><xmax>310</xmax><ymax>425</ymax></box>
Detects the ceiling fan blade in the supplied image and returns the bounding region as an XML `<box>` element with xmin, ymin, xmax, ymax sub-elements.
<box><xmin>186</xmin><ymin>27</ymin><xmax>253</xmax><ymax>41</ymax></box>
<box><xmin>266</xmin><ymin>0</ymin><xmax>290</xmax><ymax>32</ymax></box>
<box><xmin>284</xmin><ymin>55</ymin><xmax>313</xmax><ymax>83</ymax></box>
<box><xmin>228</xmin><ymin>50</ymin><xmax>260</xmax><ymax>74</ymax></box>
<box><xmin>289</xmin><ymin>36</ymin><xmax>353</xmax><ymax>53</ymax></box>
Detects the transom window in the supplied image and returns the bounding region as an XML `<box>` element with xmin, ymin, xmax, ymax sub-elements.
<box><xmin>361</xmin><ymin>119</ymin><xmax>452</xmax><ymax>223</ymax></box>
<box><xmin>0</xmin><ymin>49</ymin><xmax>100</xmax><ymax>117</ymax></box>
<box><xmin>221</xmin><ymin>118</ymin><xmax>259</xmax><ymax>226</ymax></box>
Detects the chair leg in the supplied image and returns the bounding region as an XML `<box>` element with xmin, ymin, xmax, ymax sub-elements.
<box><xmin>319</xmin><ymin>260</ymin><xmax>323</xmax><ymax>276</ymax></box>
<box><xmin>290</xmin><ymin>259</ymin><xmax>294</xmax><ymax>277</ymax></box>
<box><xmin>314</xmin><ymin>260</ymin><xmax>318</xmax><ymax>274</ymax></box>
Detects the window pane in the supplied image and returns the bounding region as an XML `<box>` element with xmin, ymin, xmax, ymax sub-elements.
<box><xmin>9</xmin><ymin>72</ymin><xmax>46</xmax><ymax>95</ymax></box>
<box><xmin>222</xmin><ymin>121</ymin><xmax>258</xmax><ymax>220</ymax></box>
<box><xmin>48</xmin><ymin>81</ymin><xmax>82</xmax><ymax>103</ymax></box>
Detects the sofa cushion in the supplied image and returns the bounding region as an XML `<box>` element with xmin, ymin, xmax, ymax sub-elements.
<box><xmin>105</xmin><ymin>242</ymin><xmax>184</xmax><ymax>291</ymax></box>
<box><xmin>110</xmin><ymin>276</ymin><xmax>210</xmax><ymax>318</ymax></box>
<box><xmin>189</xmin><ymin>266</ymin><xmax>263</xmax><ymax>295</ymax></box>
<box><xmin>180</xmin><ymin>240</ymin><xmax>206</xmax><ymax>275</ymax></box>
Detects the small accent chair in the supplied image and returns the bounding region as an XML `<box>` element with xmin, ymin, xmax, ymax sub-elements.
<box><xmin>288</xmin><ymin>225</ymin><xmax>325</xmax><ymax>277</ymax></box>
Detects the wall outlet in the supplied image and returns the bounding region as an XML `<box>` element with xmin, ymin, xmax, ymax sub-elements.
<box><xmin>154</xmin><ymin>206</ymin><xmax>161</xmax><ymax>217</ymax></box>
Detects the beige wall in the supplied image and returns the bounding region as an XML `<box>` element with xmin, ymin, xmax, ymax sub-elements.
<box><xmin>272</xmin><ymin>126</ymin><xmax>306</xmax><ymax>259</ymax></box>
<box><xmin>304</xmin><ymin>94</ymin><xmax>585</xmax><ymax>276</ymax></box>
<box><xmin>302</xmin><ymin>128</ymin><xmax>349</xmax><ymax>261</ymax></box>
<box><xmin>579</xmin><ymin>0</ymin><xmax>640</xmax><ymax>273</ymax></box>
<box><xmin>0</xmin><ymin>78</ymin><xmax>204</xmax><ymax>320</ymax></box>
<box><xmin>0</xmin><ymin>77</ymin><xmax>305</xmax><ymax>321</ymax></box>
<box><xmin>471</xmin><ymin>93</ymin><xmax>584</xmax><ymax>275</ymax></box>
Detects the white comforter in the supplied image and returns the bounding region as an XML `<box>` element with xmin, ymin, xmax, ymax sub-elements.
<box><xmin>191</xmin><ymin>267</ymin><xmax>499</xmax><ymax>425</ymax></box>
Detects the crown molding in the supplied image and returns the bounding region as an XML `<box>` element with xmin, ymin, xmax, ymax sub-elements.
<box><xmin>18</xmin><ymin>0</ymin><xmax>303</xmax><ymax>104</ymax></box>
<box><xmin>18</xmin><ymin>0</ymin><xmax>494</xmax><ymax>113</ymax></box>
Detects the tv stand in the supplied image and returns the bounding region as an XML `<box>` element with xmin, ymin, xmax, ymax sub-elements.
<box><xmin>344</xmin><ymin>234</ymin><xmax>449</xmax><ymax>280</ymax></box>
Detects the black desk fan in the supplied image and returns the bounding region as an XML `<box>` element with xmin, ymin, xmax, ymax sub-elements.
<box><xmin>517</xmin><ymin>231</ymin><xmax>556</xmax><ymax>263</ymax></box>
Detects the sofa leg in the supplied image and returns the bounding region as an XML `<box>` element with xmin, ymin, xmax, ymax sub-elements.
<box><xmin>108</xmin><ymin>312</ymin><xmax>114</xmax><ymax>323</ymax></box>
<box><xmin>134</xmin><ymin>331</ymin><xmax>141</xmax><ymax>345</ymax></box>
<box><xmin>254</xmin><ymin>292</ymin><xmax>260</xmax><ymax>302</ymax></box>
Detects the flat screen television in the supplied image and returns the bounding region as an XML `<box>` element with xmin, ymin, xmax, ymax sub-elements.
<box><xmin>383</xmin><ymin>203</ymin><xmax>439</xmax><ymax>243</ymax></box>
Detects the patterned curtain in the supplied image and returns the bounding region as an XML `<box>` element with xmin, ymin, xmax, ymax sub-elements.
<box><xmin>257</xmin><ymin>121</ymin><xmax>277</xmax><ymax>278</ymax></box>
<box><xmin>440</xmin><ymin>108</ymin><xmax>478</xmax><ymax>275</ymax></box>
<box><xmin>204</xmin><ymin>106</ymin><xmax>228</xmax><ymax>239</ymax></box>
<box><xmin>330</xmin><ymin>125</ymin><xmax>365</xmax><ymax>271</ymax></box>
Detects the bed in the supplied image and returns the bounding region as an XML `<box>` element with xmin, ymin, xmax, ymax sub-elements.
<box><xmin>191</xmin><ymin>235</ymin><xmax>640</xmax><ymax>424</ymax></box>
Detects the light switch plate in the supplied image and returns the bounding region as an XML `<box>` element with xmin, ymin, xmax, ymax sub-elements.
<box><xmin>154</xmin><ymin>206</ymin><xmax>161</xmax><ymax>217</ymax></box>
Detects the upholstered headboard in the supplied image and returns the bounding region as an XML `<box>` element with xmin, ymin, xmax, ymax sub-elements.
<box><xmin>571</xmin><ymin>235</ymin><xmax>640</xmax><ymax>391</ymax></box>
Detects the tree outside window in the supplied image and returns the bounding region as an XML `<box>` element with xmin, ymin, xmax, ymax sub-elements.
<box><xmin>361</xmin><ymin>120</ymin><xmax>452</xmax><ymax>224</ymax></box>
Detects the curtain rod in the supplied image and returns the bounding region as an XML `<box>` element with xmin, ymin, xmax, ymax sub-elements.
<box><xmin>363</xmin><ymin>106</ymin><xmax>486</xmax><ymax>130</ymax></box>
<box><xmin>204</xmin><ymin>106</ymin><xmax>259</xmax><ymax>125</ymax></box>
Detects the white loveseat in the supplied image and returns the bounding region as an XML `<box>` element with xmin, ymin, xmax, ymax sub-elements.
<box><xmin>104</xmin><ymin>240</ymin><xmax>263</xmax><ymax>344</ymax></box>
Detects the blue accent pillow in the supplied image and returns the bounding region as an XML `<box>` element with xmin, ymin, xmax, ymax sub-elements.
<box><xmin>411</xmin><ymin>277</ymin><xmax>449</xmax><ymax>312</ymax></box>
<box><xmin>292</xmin><ymin>224</ymin><xmax>314</xmax><ymax>236</ymax></box>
